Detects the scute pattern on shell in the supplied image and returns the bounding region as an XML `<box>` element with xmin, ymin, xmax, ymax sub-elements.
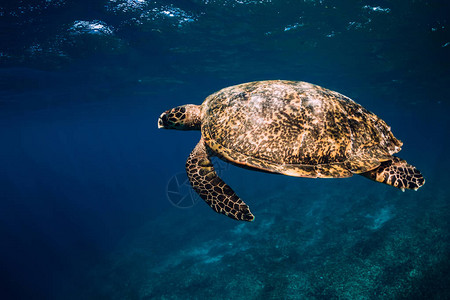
<box><xmin>201</xmin><ymin>80</ymin><xmax>403</xmax><ymax>178</ymax></box>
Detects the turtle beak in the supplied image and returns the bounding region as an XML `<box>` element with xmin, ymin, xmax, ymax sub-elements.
<box><xmin>158</xmin><ymin>112</ymin><xmax>168</xmax><ymax>129</ymax></box>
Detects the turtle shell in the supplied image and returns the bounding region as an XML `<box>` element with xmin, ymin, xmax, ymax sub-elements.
<box><xmin>201</xmin><ymin>80</ymin><xmax>403</xmax><ymax>178</ymax></box>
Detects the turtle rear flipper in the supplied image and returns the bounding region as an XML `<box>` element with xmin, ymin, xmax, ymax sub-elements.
<box><xmin>361</xmin><ymin>156</ymin><xmax>425</xmax><ymax>191</ymax></box>
<box><xmin>186</xmin><ymin>139</ymin><xmax>255</xmax><ymax>221</ymax></box>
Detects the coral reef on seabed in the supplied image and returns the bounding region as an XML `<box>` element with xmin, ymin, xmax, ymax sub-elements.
<box><xmin>82</xmin><ymin>174</ymin><xmax>449</xmax><ymax>299</ymax></box>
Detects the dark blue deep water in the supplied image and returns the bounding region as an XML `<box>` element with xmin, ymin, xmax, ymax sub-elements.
<box><xmin>1</xmin><ymin>1</ymin><xmax>449</xmax><ymax>299</ymax></box>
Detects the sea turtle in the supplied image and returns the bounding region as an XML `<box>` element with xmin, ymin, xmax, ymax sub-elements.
<box><xmin>158</xmin><ymin>80</ymin><xmax>425</xmax><ymax>221</ymax></box>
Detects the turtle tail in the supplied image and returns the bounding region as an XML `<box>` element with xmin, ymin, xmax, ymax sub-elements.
<box><xmin>361</xmin><ymin>156</ymin><xmax>425</xmax><ymax>191</ymax></box>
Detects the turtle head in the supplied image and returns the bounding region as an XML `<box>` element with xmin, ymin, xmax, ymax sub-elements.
<box><xmin>158</xmin><ymin>104</ymin><xmax>202</xmax><ymax>130</ymax></box>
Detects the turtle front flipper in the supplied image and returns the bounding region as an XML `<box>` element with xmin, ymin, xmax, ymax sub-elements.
<box><xmin>361</xmin><ymin>156</ymin><xmax>425</xmax><ymax>191</ymax></box>
<box><xmin>186</xmin><ymin>139</ymin><xmax>255</xmax><ymax>221</ymax></box>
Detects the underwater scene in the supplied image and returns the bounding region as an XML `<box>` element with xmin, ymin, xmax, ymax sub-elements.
<box><xmin>1</xmin><ymin>0</ymin><xmax>449</xmax><ymax>299</ymax></box>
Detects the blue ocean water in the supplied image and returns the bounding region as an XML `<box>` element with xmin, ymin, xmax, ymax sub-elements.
<box><xmin>1</xmin><ymin>0</ymin><xmax>449</xmax><ymax>298</ymax></box>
